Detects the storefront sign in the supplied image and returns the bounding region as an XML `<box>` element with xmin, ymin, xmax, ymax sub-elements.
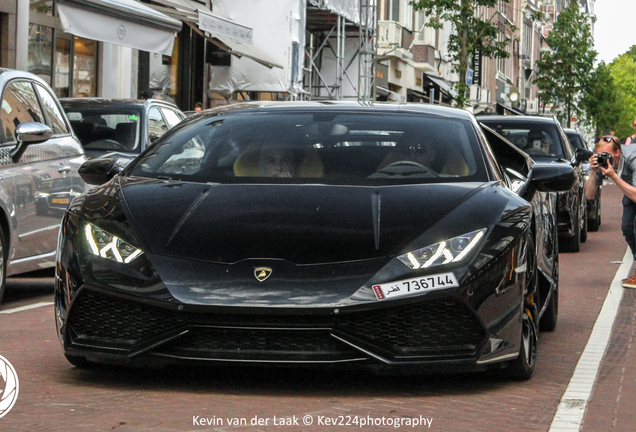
<box><xmin>472</xmin><ymin>44</ymin><xmax>482</xmax><ymax>87</ymax></box>
<box><xmin>198</xmin><ymin>9</ymin><xmax>253</xmax><ymax>44</ymax></box>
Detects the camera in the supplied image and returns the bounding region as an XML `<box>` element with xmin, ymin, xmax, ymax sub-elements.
<box><xmin>597</xmin><ymin>152</ymin><xmax>614</xmax><ymax>168</ymax></box>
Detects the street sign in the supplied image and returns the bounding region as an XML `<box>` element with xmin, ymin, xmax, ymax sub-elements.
<box><xmin>466</xmin><ymin>68</ymin><xmax>474</xmax><ymax>86</ymax></box>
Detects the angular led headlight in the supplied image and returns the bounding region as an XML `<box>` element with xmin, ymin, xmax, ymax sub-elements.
<box><xmin>84</xmin><ymin>222</ymin><xmax>143</xmax><ymax>264</ymax></box>
<box><xmin>397</xmin><ymin>229</ymin><xmax>487</xmax><ymax>270</ymax></box>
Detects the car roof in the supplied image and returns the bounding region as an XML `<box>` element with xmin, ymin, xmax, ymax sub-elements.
<box><xmin>196</xmin><ymin>100</ymin><xmax>476</xmax><ymax>120</ymax></box>
<box><xmin>60</xmin><ymin>97</ymin><xmax>180</xmax><ymax>110</ymax></box>
<box><xmin>477</xmin><ymin>115</ymin><xmax>559</xmax><ymax>124</ymax></box>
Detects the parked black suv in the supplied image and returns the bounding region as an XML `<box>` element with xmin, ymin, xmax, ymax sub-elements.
<box><xmin>478</xmin><ymin>116</ymin><xmax>592</xmax><ymax>252</ymax></box>
<box><xmin>564</xmin><ymin>128</ymin><xmax>601</xmax><ymax>231</ymax></box>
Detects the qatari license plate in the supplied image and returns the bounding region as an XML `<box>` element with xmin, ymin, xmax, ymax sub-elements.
<box><xmin>372</xmin><ymin>272</ymin><xmax>459</xmax><ymax>300</ymax></box>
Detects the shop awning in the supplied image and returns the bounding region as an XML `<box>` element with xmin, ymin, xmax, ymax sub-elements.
<box><xmin>377</xmin><ymin>86</ymin><xmax>405</xmax><ymax>102</ymax></box>
<box><xmin>423</xmin><ymin>73</ymin><xmax>458</xmax><ymax>98</ymax></box>
<box><xmin>207</xmin><ymin>35</ymin><xmax>282</xmax><ymax>69</ymax></box>
<box><xmin>496</xmin><ymin>102</ymin><xmax>526</xmax><ymax>116</ymax></box>
<box><xmin>56</xmin><ymin>0</ymin><xmax>181</xmax><ymax>56</ymax></box>
<box><xmin>407</xmin><ymin>88</ymin><xmax>429</xmax><ymax>102</ymax></box>
<box><xmin>148</xmin><ymin>0</ymin><xmax>283</xmax><ymax>69</ymax></box>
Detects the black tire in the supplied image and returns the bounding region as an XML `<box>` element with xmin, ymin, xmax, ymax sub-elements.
<box><xmin>540</xmin><ymin>252</ymin><xmax>559</xmax><ymax>332</ymax></box>
<box><xmin>0</xmin><ymin>226</ymin><xmax>6</xmax><ymax>305</ymax></box>
<box><xmin>505</xmin><ymin>308</ymin><xmax>538</xmax><ymax>380</ymax></box>
<box><xmin>588</xmin><ymin>196</ymin><xmax>601</xmax><ymax>232</ymax></box>
<box><xmin>580</xmin><ymin>203</ymin><xmax>588</xmax><ymax>243</ymax></box>
<box><xmin>560</xmin><ymin>207</ymin><xmax>581</xmax><ymax>253</ymax></box>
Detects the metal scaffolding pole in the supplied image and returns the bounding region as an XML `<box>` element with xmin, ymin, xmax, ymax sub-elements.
<box><xmin>358</xmin><ymin>0</ymin><xmax>377</xmax><ymax>102</ymax></box>
<box><xmin>303</xmin><ymin>1</ymin><xmax>376</xmax><ymax>101</ymax></box>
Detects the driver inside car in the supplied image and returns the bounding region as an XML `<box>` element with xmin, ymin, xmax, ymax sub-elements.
<box><xmin>378</xmin><ymin>141</ymin><xmax>438</xmax><ymax>171</ymax></box>
<box><xmin>258</xmin><ymin>144</ymin><xmax>296</xmax><ymax>178</ymax></box>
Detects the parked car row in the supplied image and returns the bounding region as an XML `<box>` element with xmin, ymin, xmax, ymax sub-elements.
<box><xmin>478</xmin><ymin>116</ymin><xmax>593</xmax><ymax>253</ymax></box>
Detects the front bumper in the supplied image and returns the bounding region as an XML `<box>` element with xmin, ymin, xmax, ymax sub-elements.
<box><xmin>55</xmin><ymin>212</ymin><xmax>527</xmax><ymax>373</ymax></box>
<box><xmin>61</xmin><ymin>286</ymin><xmax>491</xmax><ymax>371</ymax></box>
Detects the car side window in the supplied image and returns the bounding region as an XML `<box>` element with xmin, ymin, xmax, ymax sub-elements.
<box><xmin>1</xmin><ymin>81</ymin><xmax>45</xmax><ymax>143</ymax></box>
<box><xmin>34</xmin><ymin>84</ymin><xmax>69</xmax><ymax>135</ymax></box>
<box><xmin>161</xmin><ymin>108</ymin><xmax>182</xmax><ymax>128</ymax></box>
<box><xmin>148</xmin><ymin>107</ymin><xmax>169</xmax><ymax>142</ymax></box>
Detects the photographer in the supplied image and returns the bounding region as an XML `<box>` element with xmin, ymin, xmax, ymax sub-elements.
<box><xmin>585</xmin><ymin>135</ymin><xmax>636</xmax><ymax>287</ymax></box>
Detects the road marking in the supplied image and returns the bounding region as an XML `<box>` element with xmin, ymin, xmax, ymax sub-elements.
<box><xmin>0</xmin><ymin>301</ymin><xmax>54</xmax><ymax>314</ymax></box>
<box><xmin>548</xmin><ymin>248</ymin><xmax>631</xmax><ymax>431</ymax></box>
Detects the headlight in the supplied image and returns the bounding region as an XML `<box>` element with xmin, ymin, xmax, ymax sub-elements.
<box><xmin>84</xmin><ymin>222</ymin><xmax>143</xmax><ymax>264</ymax></box>
<box><xmin>397</xmin><ymin>229</ymin><xmax>486</xmax><ymax>270</ymax></box>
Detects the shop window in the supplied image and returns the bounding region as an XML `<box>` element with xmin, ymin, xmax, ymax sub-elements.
<box><xmin>148</xmin><ymin>39</ymin><xmax>178</xmax><ymax>103</ymax></box>
<box><xmin>73</xmin><ymin>36</ymin><xmax>97</xmax><ymax>97</ymax></box>
<box><xmin>29</xmin><ymin>0</ymin><xmax>53</xmax><ymax>16</ymax></box>
<box><xmin>1</xmin><ymin>81</ymin><xmax>45</xmax><ymax>144</ymax></box>
<box><xmin>28</xmin><ymin>24</ymin><xmax>53</xmax><ymax>84</ymax></box>
<box><xmin>54</xmin><ymin>38</ymin><xmax>71</xmax><ymax>98</ymax></box>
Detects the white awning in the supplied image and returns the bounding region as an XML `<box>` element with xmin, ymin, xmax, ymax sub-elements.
<box><xmin>56</xmin><ymin>0</ymin><xmax>181</xmax><ymax>56</ymax></box>
<box><xmin>209</xmin><ymin>36</ymin><xmax>283</xmax><ymax>69</ymax></box>
<box><xmin>148</xmin><ymin>1</ymin><xmax>283</xmax><ymax>69</ymax></box>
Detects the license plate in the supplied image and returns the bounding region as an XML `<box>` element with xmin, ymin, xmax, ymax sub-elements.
<box><xmin>372</xmin><ymin>272</ymin><xmax>459</xmax><ymax>300</ymax></box>
<box><xmin>51</xmin><ymin>198</ymin><xmax>69</xmax><ymax>204</ymax></box>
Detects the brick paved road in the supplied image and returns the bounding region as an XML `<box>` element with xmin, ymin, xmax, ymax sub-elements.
<box><xmin>0</xmin><ymin>184</ymin><xmax>627</xmax><ymax>432</ymax></box>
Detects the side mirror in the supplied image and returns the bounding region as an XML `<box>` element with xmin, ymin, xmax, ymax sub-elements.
<box><xmin>78</xmin><ymin>158</ymin><xmax>124</xmax><ymax>185</ymax></box>
<box><xmin>575</xmin><ymin>147</ymin><xmax>593</xmax><ymax>164</ymax></box>
<box><xmin>528</xmin><ymin>163</ymin><xmax>575</xmax><ymax>192</ymax></box>
<box><xmin>12</xmin><ymin>122</ymin><xmax>53</xmax><ymax>163</ymax></box>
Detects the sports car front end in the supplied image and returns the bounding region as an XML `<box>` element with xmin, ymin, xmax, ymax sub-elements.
<box><xmin>55</xmin><ymin>103</ymin><xmax>572</xmax><ymax>377</ymax></box>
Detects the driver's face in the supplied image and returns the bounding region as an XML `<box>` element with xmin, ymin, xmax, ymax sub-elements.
<box><xmin>400</xmin><ymin>143</ymin><xmax>436</xmax><ymax>165</ymax></box>
<box><xmin>259</xmin><ymin>147</ymin><xmax>295</xmax><ymax>177</ymax></box>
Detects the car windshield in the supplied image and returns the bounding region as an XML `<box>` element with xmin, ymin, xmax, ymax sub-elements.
<box><xmin>127</xmin><ymin>111</ymin><xmax>488</xmax><ymax>185</ymax></box>
<box><xmin>479</xmin><ymin>120</ymin><xmax>565</xmax><ymax>160</ymax></box>
<box><xmin>65</xmin><ymin>108</ymin><xmax>141</xmax><ymax>153</ymax></box>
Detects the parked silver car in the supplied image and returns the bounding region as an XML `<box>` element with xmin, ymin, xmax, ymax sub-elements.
<box><xmin>0</xmin><ymin>69</ymin><xmax>87</xmax><ymax>303</ymax></box>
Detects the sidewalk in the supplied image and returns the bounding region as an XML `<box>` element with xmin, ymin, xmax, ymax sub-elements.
<box><xmin>550</xmin><ymin>179</ymin><xmax>636</xmax><ymax>432</ymax></box>
<box><xmin>580</xmin><ymin>256</ymin><xmax>636</xmax><ymax>431</ymax></box>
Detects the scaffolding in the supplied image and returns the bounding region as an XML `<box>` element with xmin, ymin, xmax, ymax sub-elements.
<box><xmin>303</xmin><ymin>0</ymin><xmax>377</xmax><ymax>101</ymax></box>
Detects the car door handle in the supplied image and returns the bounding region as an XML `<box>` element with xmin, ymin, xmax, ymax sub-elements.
<box><xmin>58</xmin><ymin>165</ymin><xmax>71</xmax><ymax>174</ymax></box>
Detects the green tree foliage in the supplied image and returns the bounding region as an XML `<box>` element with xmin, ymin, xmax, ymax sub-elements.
<box><xmin>535</xmin><ymin>1</ymin><xmax>596</xmax><ymax>128</ymax></box>
<box><xmin>608</xmin><ymin>53</ymin><xmax>636</xmax><ymax>138</ymax></box>
<box><xmin>411</xmin><ymin>0</ymin><xmax>515</xmax><ymax>108</ymax></box>
<box><xmin>581</xmin><ymin>62</ymin><xmax>619</xmax><ymax>136</ymax></box>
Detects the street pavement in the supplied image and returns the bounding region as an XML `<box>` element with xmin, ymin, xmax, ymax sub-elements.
<box><xmin>0</xmin><ymin>182</ymin><xmax>634</xmax><ymax>431</ymax></box>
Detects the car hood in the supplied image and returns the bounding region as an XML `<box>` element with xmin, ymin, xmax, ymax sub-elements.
<box><xmin>116</xmin><ymin>177</ymin><xmax>485</xmax><ymax>265</ymax></box>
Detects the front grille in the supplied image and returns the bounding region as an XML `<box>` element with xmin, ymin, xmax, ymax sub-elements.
<box><xmin>68</xmin><ymin>290</ymin><xmax>186</xmax><ymax>343</ymax></box>
<box><xmin>161</xmin><ymin>327</ymin><xmax>359</xmax><ymax>360</ymax></box>
<box><xmin>68</xmin><ymin>289</ymin><xmax>485</xmax><ymax>360</ymax></box>
<box><xmin>336</xmin><ymin>299</ymin><xmax>485</xmax><ymax>354</ymax></box>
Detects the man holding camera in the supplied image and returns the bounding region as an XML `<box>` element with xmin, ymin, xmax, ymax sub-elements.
<box><xmin>585</xmin><ymin>135</ymin><xmax>636</xmax><ymax>287</ymax></box>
